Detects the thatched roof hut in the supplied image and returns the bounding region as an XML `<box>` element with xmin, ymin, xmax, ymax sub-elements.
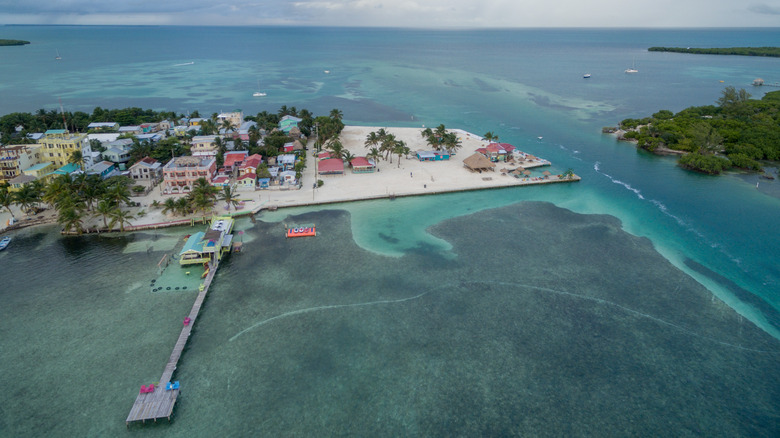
<box><xmin>463</xmin><ymin>153</ymin><xmax>496</xmax><ymax>172</ymax></box>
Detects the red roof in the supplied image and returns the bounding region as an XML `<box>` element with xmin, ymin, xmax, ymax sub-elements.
<box><xmin>476</xmin><ymin>147</ymin><xmax>487</xmax><ymax>154</ymax></box>
<box><xmin>140</xmin><ymin>156</ymin><xmax>158</xmax><ymax>165</ymax></box>
<box><xmin>224</xmin><ymin>151</ymin><xmax>249</xmax><ymax>167</ymax></box>
<box><xmin>488</xmin><ymin>142</ymin><xmax>515</xmax><ymax>153</ymax></box>
<box><xmin>318</xmin><ymin>158</ymin><xmax>344</xmax><ymax>173</ymax></box>
<box><xmin>238</xmin><ymin>172</ymin><xmax>256</xmax><ymax>181</ymax></box>
<box><xmin>211</xmin><ymin>176</ymin><xmax>229</xmax><ymax>184</ymax></box>
<box><xmin>498</xmin><ymin>143</ymin><xmax>516</xmax><ymax>153</ymax></box>
<box><xmin>350</xmin><ymin>157</ymin><xmax>372</xmax><ymax>167</ymax></box>
<box><xmin>318</xmin><ymin>151</ymin><xmax>332</xmax><ymax>159</ymax></box>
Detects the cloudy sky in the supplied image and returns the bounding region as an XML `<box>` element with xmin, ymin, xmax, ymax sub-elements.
<box><xmin>1</xmin><ymin>1</ymin><xmax>779</xmax><ymax>28</ymax></box>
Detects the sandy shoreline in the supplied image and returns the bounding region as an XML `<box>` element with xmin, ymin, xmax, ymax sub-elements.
<box><xmin>1</xmin><ymin>126</ymin><xmax>578</xmax><ymax>234</ymax></box>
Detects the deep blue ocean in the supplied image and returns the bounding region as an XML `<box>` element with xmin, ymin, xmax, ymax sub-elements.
<box><xmin>1</xmin><ymin>26</ymin><xmax>779</xmax><ymax>436</ymax></box>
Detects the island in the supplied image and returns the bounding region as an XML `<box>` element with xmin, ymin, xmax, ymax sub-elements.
<box><xmin>0</xmin><ymin>106</ymin><xmax>578</xmax><ymax>235</ymax></box>
<box><xmin>0</xmin><ymin>39</ymin><xmax>30</xmax><ymax>46</ymax></box>
<box><xmin>648</xmin><ymin>47</ymin><xmax>780</xmax><ymax>57</ymax></box>
<box><xmin>606</xmin><ymin>88</ymin><xmax>780</xmax><ymax>175</ymax></box>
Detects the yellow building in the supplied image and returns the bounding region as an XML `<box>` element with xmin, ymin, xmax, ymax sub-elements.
<box><xmin>0</xmin><ymin>144</ymin><xmax>41</xmax><ymax>183</ymax></box>
<box><xmin>38</xmin><ymin>129</ymin><xmax>88</xmax><ymax>168</ymax></box>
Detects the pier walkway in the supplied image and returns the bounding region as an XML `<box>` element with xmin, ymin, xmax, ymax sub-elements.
<box><xmin>126</xmin><ymin>258</ymin><xmax>220</xmax><ymax>425</ymax></box>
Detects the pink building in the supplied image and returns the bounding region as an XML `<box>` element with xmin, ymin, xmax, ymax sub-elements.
<box><xmin>162</xmin><ymin>156</ymin><xmax>216</xmax><ymax>194</ymax></box>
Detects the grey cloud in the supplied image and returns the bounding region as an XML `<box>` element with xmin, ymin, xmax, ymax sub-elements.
<box><xmin>748</xmin><ymin>3</ymin><xmax>780</xmax><ymax>14</ymax></box>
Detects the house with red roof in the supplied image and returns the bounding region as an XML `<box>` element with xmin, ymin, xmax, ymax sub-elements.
<box><xmin>482</xmin><ymin>143</ymin><xmax>516</xmax><ymax>162</ymax></box>
<box><xmin>350</xmin><ymin>157</ymin><xmax>375</xmax><ymax>173</ymax></box>
<box><xmin>240</xmin><ymin>153</ymin><xmax>262</xmax><ymax>176</ymax></box>
<box><xmin>318</xmin><ymin>158</ymin><xmax>344</xmax><ymax>175</ymax></box>
<box><xmin>237</xmin><ymin>172</ymin><xmax>256</xmax><ymax>190</ymax></box>
<box><xmin>223</xmin><ymin>151</ymin><xmax>248</xmax><ymax>170</ymax></box>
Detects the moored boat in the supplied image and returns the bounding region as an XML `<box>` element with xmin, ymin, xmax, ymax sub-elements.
<box><xmin>0</xmin><ymin>236</ymin><xmax>11</xmax><ymax>250</ymax></box>
<box><xmin>286</xmin><ymin>224</ymin><xmax>316</xmax><ymax>238</ymax></box>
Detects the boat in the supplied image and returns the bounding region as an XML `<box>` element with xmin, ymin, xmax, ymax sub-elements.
<box><xmin>324</xmin><ymin>70</ymin><xmax>330</xmax><ymax>74</ymax></box>
<box><xmin>625</xmin><ymin>59</ymin><xmax>638</xmax><ymax>73</ymax></box>
<box><xmin>253</xmin><ymin>79</ymin><xmax>266</xmax><ymax>97</ymax></box>
<box><xmin>583</xmin><ymin>73</ymin><xmax>591</xmax><ymax>79</ymax></box>
<box><xmin>0</xmin><ymin>236</ymin><xmax>10</xmax><ymax>250</ymax></box>
<box><xmin>286</xmin><ymin>224</ymin><xmax>316</xmax><ymax>238</ymax></box>
<box><xmin>55</xmin><ymin>49</ymin><xmax>61</xmax><ymax>60</ymax></box>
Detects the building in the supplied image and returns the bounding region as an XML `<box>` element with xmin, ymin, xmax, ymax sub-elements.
<box><xmin>87</xmin><ymin>122</ymin><xmax>119</xmax><ymax>131</ymax></box>
<box><xmin>478</xmin><ymin>143</ymin><xmax>516</xmax><ymax>162</ymax></box>
<box><xmin>350</xmin><ymin>157</ymin><xmax>376</xmax><ymax>173</ymax></box>
<box><xmin>38</xmin><ymin>130</ymin><xmax>89</xmax><ymax>168</ymax></box>
<box><xmin>49</xmin><ymin>163</ymin><xmax>82</xmax><ymax>177</ymax></box>
<box><xmin>318</xmin><ymin>158</ymin><xmax>344</xmax><ymax>175</ymax></box>
<box><xmin>162</xmin><ymin>156</ymin><xmax>216</xmax><ymax>194</ymax></box>
<box><xmin>241</xmin><ymin>154</ymin><xmax>262</xmax><ymax>176</ymax></box>
<box><xmin>102</xmin><ymin>138</ymin><xmax>134</xmax><ymax>164</ymax></box>
<box><xmin>416</xmin><ymin>150</ymin><xmax>450</xmax><ymax>161</ymax></box>
<box><xmin>279</xmin><ymin>115</ymin><xmax>302</xmax><ymax>134</ymax></box>
<box><xmin>118</xmin><ymin>126</ymin><xmax>141</xmax><ymax>135</ymax></box>
<box><xmin>236</xmin><ymin>172</ymin><xmax>256</xmax><ymax>190</ymax></box>
<box><xmin>23</xmin><ymin>162</ymin><xmax>56</xmax><ymax>180</ymax></box>
<box><xmin>0</xmin><ymin>144</ymin><xmax>41</xmax><ymax>182</ymax></box>
<box><xmin>7</xmin><ymin>174</ymin><xmax>37</xmax><ymax>192</ymax></box>
<box><xmin>223</xmin><ymin>151</ymin><xmax>248</xmax><ymax>170</ymax></box>
<box><xmin>86</xmin><ymin>161</ymin><xmax>117</xmax><ymax>179</ymax></box>
<box><xmin>128</xmin><ymin>157</ymin><xmax>162</xmax><ymax>183</ymax></box>
<box><xmin>217</xmin><ymin>111</ymin><xmax>244</xmax><ymax>133</ymax></box>
<box><xmin>277</xmin><ymin>154</ymin><xmax>297</xmax><ymax>171</ymax></box>
<box><xmin>190</xmin><ymin>136</ymin><xmax>220</xmax><ymax>157</ymax></box>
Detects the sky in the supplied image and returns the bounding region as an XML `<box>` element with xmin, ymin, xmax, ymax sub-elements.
<box><xmin>0</xmin><ymin>1</ymin><xmax>779</xmax><ymax>28</ymax></box>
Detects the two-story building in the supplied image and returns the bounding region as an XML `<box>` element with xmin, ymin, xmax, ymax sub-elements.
<box><xmin>190</xmin><ymin>136</ymin><xmax>220</xmax><ymax>157</ymax></box>
<box><xmin>217</xmin><ymin>110</ymin><xmax>244</xmax><ymax>134</ymax></box>
<box><xmin>162</xmin><ymin>156</ymin><xmax>216</xmax><ymax>194</ymax></box>
<box><xmin>38</xmin><ymin>130</ymin><xmax>89</xmax><ymax>168</ymax></box>
<box><xmin>128</xmin><ymin>157</ymin><xmax>163</xmax><ymax>183</ymax></box>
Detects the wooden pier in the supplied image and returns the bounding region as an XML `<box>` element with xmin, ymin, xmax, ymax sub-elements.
<box><xmin>126</xmin><ymin>258</ymin><xmax>220</xmax><ymax>426</ymax></box>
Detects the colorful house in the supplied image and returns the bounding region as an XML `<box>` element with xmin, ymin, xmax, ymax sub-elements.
<box><xmin>350</xmin><ymin>157</ymin><xmax>375</xmax><ymax>173</ymax></box>
<box><xmin>179</xmin><ymin>216</ymin><xmax>234</xmax><ymax>265</ymax></box>
<box><xmin>162</xmin><ymin>156</ymin><xmax>216</xmax><ymax>194</ymax></box>
<box><xmin>23</xmin><ymin>162</ymin><xmax>56</xmax><ymax>180</ymax></box>
<box><xmin>223</xmin><ymin>151</ymin><xmax>248</xmax><ymax>170</ymax></box>
<box><xmin>480</xmin><ymin>143</ymin><xmax>516</xmax><ymax>162</ymax></box>
<box><xmin>241</xmin><ymin>154</ymin><xmax>263</xmax><ymax>176</ymax></box>
<box><xmin>237</xmin><ymin>172</ymin><xmax>256</xmax><ymax>190</ymax></box>
<box><xmin>318</xmin><ymin>158</ymin><xmax>344</xmax><ymax>175</ymax></box>
<box><xmin>416</xmin><ymin>150</ymin><xmax>450</xmax><ymax>161</ymax></box>
<box><xmin>279</xmin><ymin>115</ymin><xmax>302</xmax><ymax>134</ymax></box>
<box><xmin>86</xmin><ymin>161</ymin><xmax>116</xmax><ymax>179</ymax></box>
<box><xmin>191</xmin><ymin>136</ymin><xmax>220</xmax><ymax>157</ymax></box>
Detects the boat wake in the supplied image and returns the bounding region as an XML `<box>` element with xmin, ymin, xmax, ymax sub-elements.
<box><xmin>173</xmin><ymin>62</ymin><xmax>194</xmax><ymax>66</ymax></box>
<box><xmin>228</xmin><ymin>280</ymin><xmax>779</xmax><ymax>354</ymax></box>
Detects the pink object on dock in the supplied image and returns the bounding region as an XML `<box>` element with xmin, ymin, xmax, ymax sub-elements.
<box><xmin>183</xmin><ymin>317</ymin><xmax>191</xmax><ymax>325</ymax></box>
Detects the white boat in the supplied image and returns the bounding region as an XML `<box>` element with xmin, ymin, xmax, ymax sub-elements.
<box><xmin>0</xmin><ymin>236</ymin><xmax>11</xmax><ymax>251</ymax></box>
<box><xmin>583</xmin><ymin>73</ymin><xmax>591</xmax><ymax>78</ymax></box>
<box><xmin>324</xmin><ymin>70</ymin><xmax>330</xmax><ymax>74</ymax></box>
<box><xmin>55</xmin><ymin>49</ymin><xmax>61</xmax><ymax>60</ymax></box>
<box><xmin>253</xmin><ymin>79</ymin><xmax>266</xmax><ymax>97</ymax></box>
<box><xmin>625</xmin><ymin>59</ymin><xmax>638</xmax><ymax>73</ymax></box>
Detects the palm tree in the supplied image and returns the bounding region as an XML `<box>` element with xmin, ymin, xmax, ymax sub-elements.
<box><xmin>0</xmin><ymin>183</ymin><xmax>15</xmax><ymax>219</ymax></box>
<box><xmin>366</xmin><ymin>147</ymin><xmax>382</xmax><ymax>168</ymax></box>
<box><xmin>329</xmin><ymin>108</ymin><xmax>344</xmax><ymax>121</ymax></box>
<box><xmin>483</xmin><ymin>131</ymin><xmax>498</xmax><ymax>143</ymax></box>
<box><xmin>326</xmin><ymin>139</ymin><xmax>345</xmax><ymax>160</ymax></box>
<box><xmin>218</xmin><ymin>185</ymin><xmax>240</xmax><ymax>211</ymax></box>
<box><xmin>105</xmin><ymin>179</ymin><xmax>131</xmax><ymax>208</ymax></box>
<box><xmin>68</xmin><ymin>149</ymin><xmax>84</xmax><ymax>170</ymax></box>
<box><xmin>13</xmin><ymin>183</ymin><xmax>41</xmax><ymax>216</ymax></box>
<box><xmin>188</xmin><ymin>178</ymin><xmax>217</xmax><ymax>215</ymax></box>
<box><xmin>58</xmin><ymin>206</ymin><xmax>85</xmax><ymax>235</ymax></box>
<box><xmin>442</xmin><ymin>132</ymin><xmax>462</xmax><ymax>154</ymax></box>
<box><xmin>162</xmin><ymin>197</ymin><xmax>177</xmax><ymax>216</ymax></box>
<box><xmin>380</xmin><ymin>133</ymin><xmax>398</xmax><ymax>162</ymax></box>
<box><xmin>364</xmin><ymin>131</ymin><xmax>380</xmax><ymax>150</ymax></box>
<box><xmin>93</xmin><ymin>199</ymin><xmax>114</xmax><ymax>228</ymax></box>
<box><xmin>393</xmin><ymin>140</ymin><xmax>410</xmax><ymax>168</ymax></box>
<box><xmin>107</xmin><ymin>208</ymin><xmax>135</xmax><ymax>232</ymax></box>
<box><xmin>220</xmin><ymin>119</ymin><xmax>235</xmax><ymax>136</ymax></box>
<box><xmin>175</xmin><ymin>197</ymin><xmax>191</xmax><ymax>216</ymax></box>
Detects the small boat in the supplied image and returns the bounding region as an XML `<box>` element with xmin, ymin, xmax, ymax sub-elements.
<box><xmin>324</xmin><ymin>70</ymin><xmax>330</xmax><ymax>74</ymax></box>
<box><xmin>55</xmin><ymin>49</ymin><xmax>61</xmax><ymax>60</ymax></box>
<box><xmin>0</xmin><ymin>236</ymin><xmax>10</xmax><ymax>251</ymax></box>
<box><xmin>253</xmin><ymin>79</ymin><xmax>266</xmax><ymax>97</ymax></box>
<box><xmin>625</xmin><ymin>59</ymin><xmax>638</xmax><ymax>73</ymax></box>
<box><xmin>583</xmin><ymin>73</ymin><xmax>591</xmax><ymax>79</ymax></box>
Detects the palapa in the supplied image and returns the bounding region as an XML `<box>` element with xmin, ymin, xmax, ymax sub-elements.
<box><xmin>462</xmin><ymin>153</ymin><xmax>496</xmax><ymax>172</ymax></box>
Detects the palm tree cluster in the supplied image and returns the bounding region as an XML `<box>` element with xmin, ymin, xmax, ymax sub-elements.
<box><xmin>420</xmin><ymin>124</ymin><xmax>463</xmax><ymax>154</ymax></box>
<box><xmin>2</xmin><ymin>173</ymin><xmax>136</xmax><ymax>234</ymax></box>
<box><xmin>160</xmin><ymin>177</ymin><xmax>220</xmax><ymax>217</ymax></box>
<box><xmin>363</xmin><ymin>128</ymin><xmax>411</xmax><ymax>167</ymax></box>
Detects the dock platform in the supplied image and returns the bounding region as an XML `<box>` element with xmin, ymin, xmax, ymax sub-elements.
<box><xmin>126</xmin><ymin>258</ymin><xmax>219</xmax><ymax>425</ymax></box>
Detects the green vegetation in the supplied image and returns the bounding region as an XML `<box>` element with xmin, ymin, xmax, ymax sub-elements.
<box><xmin>616</xmin><ymin>88</ymin><xmax>780</xmax><ymax>174</ymax></box>
<box><xmin>420</xmin><ymin>124</ymin><xmax>463</xmax><ymax>154</ymax></box>
<box><xmin>362</xmin><ymin>128</ymin><xmax>411</xmax><ymax>167</ymax></box>
<box><xmin>648</xmin><ymin>47</ymin><xmax>780</xmax><ymax>57</ymax></box>
<box><xmin>0</xmin><ymin>39</ymin><xmax>30</xmax><ymax>46</ymax></box>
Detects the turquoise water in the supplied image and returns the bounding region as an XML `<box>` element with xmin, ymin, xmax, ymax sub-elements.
<box><xmin>1</xmin><ymin>27</ymin><xmax>779</xmax><ymax>435</ymax></box>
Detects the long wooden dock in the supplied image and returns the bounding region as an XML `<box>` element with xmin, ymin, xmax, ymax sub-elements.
<box><xmin>126</xmin><ymin>258</ymin><xmax>220</xmax><ymax>425</ymax></box>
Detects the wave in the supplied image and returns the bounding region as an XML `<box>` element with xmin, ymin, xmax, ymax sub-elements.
<box><xmin>593</xmin><ymin>161</ymin><xmax>644</xmax><ymax>200</ymax></box>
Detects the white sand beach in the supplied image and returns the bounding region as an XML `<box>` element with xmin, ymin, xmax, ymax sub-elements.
<box><xmin>1</xmin><ymin>126</ymin><xmax>578</xmax><ymax>233</ymax></box>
